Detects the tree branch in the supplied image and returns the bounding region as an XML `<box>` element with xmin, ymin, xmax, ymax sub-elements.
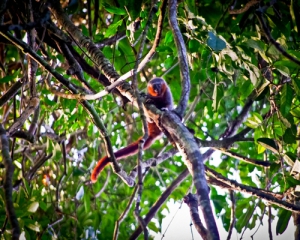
<box><xmin>256</xmin><ymin>11</ymin><xmax>300</xmax><ymax>67</ymax></box>
<box><xmin>184</xmin><ymin>193</ymin><xmax>208</xmax><ymax>240</ymax></box>
<box><xmin>226</xmin><ymin>190</ymin><xmax>236</xmax><ymax>240</ymax></box>
<box><xmin>0</xmin><ymin>124</ymin><xmax>20</xmax><ymax>239</ymax></box>
<box><xmin>168</xmin><ymin>0</ymin><xmax>190</xmax><ymax>117</ymax></box>
<box><xmin>228</xmin><ymin>0</ymin><xmax>260</xmax><ymax>15</ymax></box>
<box><xmin>206</xmin><ymin>167</ymin><xmax>300</xmax><ymax>213</ymax></box>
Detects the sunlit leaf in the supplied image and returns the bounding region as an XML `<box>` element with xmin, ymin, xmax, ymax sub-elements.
<box><xmin>104</xmin><ymin>19</ymin><xmax>123</xmax><ymax>37</ymax></box>
<box><xmin>28</xmin><ymin>202</ymin><xmax>39</xmax><ymax>213</ymax></box>
<box><xmin>245</xmin><ymin>113</ymin><xmax>263</xmax><ymax>128</ymax></box>
<box><xmin>257</xmin><ymin>138</ymin><xmax>278</xmax><ymax>153</ymax></box>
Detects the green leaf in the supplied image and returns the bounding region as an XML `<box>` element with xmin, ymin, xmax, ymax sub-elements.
<box><xmin>275</xmin><ymin>65</ymin><xmax>290</xmax><ymax>77</ymax></box>
<box><xmin>257</xmin><ymin>138</ymin><xmax>278</xmax><ymax>153</ymax></box>
<box><xmin>283</xmin><ymin>126</ymin><xmax>296</xmax><ymax>144</ymax></box>
<box><xmin>283</xmin><ymin>152</ymin><xmax>296</xmax><ymax>166</ymax></box>
<box><xmin>164</xmin><ymin>31</ymin><xmax>174</xmax><ymax>44</ymax></box>
<box><xmin>39</xmin><ymin>201</ymin><xmax>48</xmax><ymax>212</ymax></box>
<box><xmin>189</xmin><ymin>39</ymin><xmax>201</xmax><ymax>53</ymax></box>
<box><xmin>164</xmin><ymin>57</ymin><xmax>175</xmax><ymax>69</ymax></box>
<box><xmin>92</xmin><ymin>211</ymin><xmax>101</xmax><ymax>230</ymax></box>
<box><xmin>201</xmin><ymin>48</ymin><xmax>211</xmax><ymax>64</ymax></box>
<box><xmin>84</xmin><ymin>187</ymin><xmax>91</xmax><ymax>213</ymax></box>
<box><xmin>280</xmin><ymin>84</ymin><xmax>293</xmax><ymax>117</ymax></box>
<box><xmin>0</xmin><ymin>75</ymin><xmax>15</xmax><ymax>83</ymax></box>
<box><xmin>81</xmin><ymin>24</ymin><xmax>89</xmax><ymax>37</ymax></box>
<box><xmin>73</xmin><ymin>167</ymin><xmax>85</xmax><ymax>177</ymax></box>
<box><xmin>291</xmin><ymin>106</ymin><xmax>300</xmax><ymax>118</ymax></box>
<box><xmin>292</xmin><ymin>79</ymin><xmax>300</xmax><ymax>96</ymax></box>
<box><xmin>148</xmin><ymin>221</ymin><xmax>159</xmax><ymax>233</ymax></box>
<box><xmin>236</xmin><ymin>202</ymin><xmax>255</xmax><ymax>232</ymax></box>
<box><xmin>240</xmin><ymin>80</ymin><xmax>253</xmax><ymax>99</ymax></box>
<box><xmin>274</xmin><ymin>60</ymin><xmax>299</xmax><ymax>69</ymax></box>
<box><xmin>245</xmin><ymin>39</ymin><xmax>264</xmax><ymax>52</ymax></box>
<box><xmin>207</xmin><ymin>31</ymin><xmax>226</xmax><ymax>51</ymax></box>
<box><xmin>122</xmin><ymin>0</ymin><xmax>142</xmax><ymax>19</ymax></box>
<box><xmin>212</xmin><ymin>80</ymin><xmax>223</xmax><ymax>111</ymax></box>
<box><xmin>156</xmin><ymin>46</ymin><xmax>173</xmax><ymax>53</ymax></box>
<box><xmin>276</xmin><ymin>209</ymin><xmax>292</xmax><ymax>234</ymax></box>
<box><xmin>104</xmin><ymin>20</ymin><xmax>123</xmax><ymax>38</ymax></box>
<box><xmin>103</xmin><ymin>4</ymin><xmax>126</xmax><ymax>15</ymax></box>
<box><xmin>0</xmin><ymin>69</ymin><xmax>20</xmax><ymax>83</ymax></box>
<box><xmin>290</xmin><ymin>0</ymin><xmax>300</xmax><ymax>33</ymax></box>
<box><xmin>245</xmin><ymin>113</ymin><xmax>263</xmax><ymax>128</ymax></box>
<box><xmin>257</xmin><ymin>144</ymin><xmax>266</xmax><ymax>154</ymax></box>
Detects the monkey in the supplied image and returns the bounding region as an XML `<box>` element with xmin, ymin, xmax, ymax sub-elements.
<box><xmin>91</xmin><ymin>77</ymin><xmax>173</xmax><ymax>183</ymax></box>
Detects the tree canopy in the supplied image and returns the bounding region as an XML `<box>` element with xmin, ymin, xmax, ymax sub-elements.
<box><xmin>1</xmin><ymin>0</ymin><xmax>300</xmax><ymax>239</ymax></box>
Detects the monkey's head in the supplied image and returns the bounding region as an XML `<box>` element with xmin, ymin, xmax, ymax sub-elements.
<box><xmin>147</xmin><ymin>77</ymin><xmax>167</xmax><ymax>97</ymax></box>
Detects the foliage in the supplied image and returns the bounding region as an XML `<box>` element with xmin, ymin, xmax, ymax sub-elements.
<box><xmin>1</xmin><ymin>0</ymin><xmax>300</xmax><ymax>239</ymax></box>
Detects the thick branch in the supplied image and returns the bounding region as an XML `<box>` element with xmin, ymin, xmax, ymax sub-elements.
<box><xmin>168</xmin><ymin>0</ymin><xmax>190</xmax><ymax>117</ymax></box>
<box><xmin>159</xmin><ymin>110</ymin><xmax>219</xmax><ymax>240</ymax></box>
<box><xmin>48</xmin><ymin>0</ymin><xmax>120</xmax><ymax>81</ymax></box>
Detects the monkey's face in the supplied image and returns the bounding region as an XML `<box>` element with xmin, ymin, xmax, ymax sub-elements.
<box><xmin>151</xmin><ymin>83</ymin><xmax>162</xmax><ymax>96</ymax></box>
<box><xmin>147</xmin><ymin>78</ymin><xmax>166</xmax><ymax>97</ymax></box>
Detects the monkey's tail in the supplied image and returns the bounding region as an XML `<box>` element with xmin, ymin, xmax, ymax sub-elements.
<box><xmin>90</xmin><ymin>135</ymin><xmax>158</xmax><ymax>183</ymax></box>
<box><xmin>91</xmin><ymin>156</ymin><xmax>109</xmax><ymax>183</ymax></box>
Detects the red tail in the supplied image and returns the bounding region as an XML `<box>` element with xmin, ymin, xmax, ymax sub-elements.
<box><xmin>91</xmin><ymin>127</ymin><xmax>161</xmax><ymax>183</ymax></box>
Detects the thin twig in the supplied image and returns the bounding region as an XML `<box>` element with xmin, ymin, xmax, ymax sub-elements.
<box><xmin>228</xmin><ymin>0</ymin><xmax>260</xmax><ymax>14</ymax></box>
<box><xmin>256</xmin><ymin>11</ymin><xmax>300</xmax><ymax>67</ymax></box>
<box><xmin>129</xmin><ymin>169</ymin><xmax>190</xmax><ymax>240</ymax></box>
<box><xmin>131</xmin><ymin>3</ymin><xmax>159</xmax><ymax>238</ymax></box>
<box><xmin>214</xmin><ymin>148</ymin><xmax>270</xmax><ymax>167</ymax></box>
<box><xmin>226</xmin><ymin>190</ymin><xmax>236</xmax><ymax>240</ymax></box>
<box><xmin>8</xmin><ymin>97</ymin><xmax>40</xmax><ymax>136</ymax></box>
<box><xmin>113</xmin><ymin>185</ymin><xmax>138</xmax><ymax>240</ymax></box>
<box><xmin>56</xmin><ymin>141</ymin><xmax>67</xmax><ymax>207</ymax></box>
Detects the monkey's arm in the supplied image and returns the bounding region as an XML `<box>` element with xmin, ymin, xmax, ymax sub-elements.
<box><xmin>91</xmin><ymin>122</ymin><xmax>162</xmax><ymax>183</ymax></box>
